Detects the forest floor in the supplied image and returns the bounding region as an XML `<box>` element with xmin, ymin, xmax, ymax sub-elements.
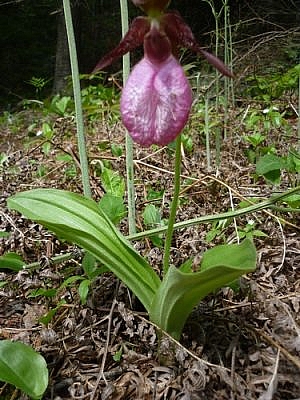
<box><xmin>0</xmin><ymin>105</ymin><xmax>299</xmax><ymax>399</ymax></box>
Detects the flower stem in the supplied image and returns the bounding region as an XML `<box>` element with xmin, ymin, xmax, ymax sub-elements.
<box><xmin>120</xmin><ymin>0</ymin><xmax>136</xmax><ymax>234</ymax></box>
<box><xmin>62</xmin><ymin>0</ymin><xmax>91</xmax><ymax>198</ymax></box>
<box><xmin>163</xmin><ymin>135</ymin><xmax>182</xmax><ymax>275</ymax></box>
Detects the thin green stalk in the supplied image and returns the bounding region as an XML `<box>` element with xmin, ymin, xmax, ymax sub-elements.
<box><xmin>228</xmin><ymin>8</ymin><xmax>235</xmax><ymax>105</ymax></box>
<box><xmin>223</xmin><ymin>0</ymin><xmax>229</xmax><ymax>139</ymax></box>
<box><xmin>128</xmin><ymin>185</ymin><xmax>300</xmax><ymax>241</ymax></box>
<box><xmin>120</xmin><ymin>0</ymin><xmax>136</xmax><ymax>234</ymax></box>
<box><xmin>215</xmin><ymin>10</ymin><xmax>220</xmax><ymax>111</ymax></box>
<box><xmin>204</xmin><ymin>96</ymin><xmax>211</xmax><ymax>170</ymax></box>
<box><xmin>298</xmin><ymin>72</ymin><xmax>300</xmax><ymax>145</ymax></box>
<box><xmin>203</xmin><ymin>0</ymin><xmax>223</xmax><ymax>110</ymax></box>
<box><xmin>62</xmin><ymin>0</ymin><xmax>91</xmax><ymax>198</ymax></box>
<box><xmin>297</xmin><ymin>74</ymin><xmax>300</xmax><ymax>184</ymax></box>
<box><xmin>163</xmin><ymin>135</ymin><xmax>182</xmax><ymax>275</ymax></box>
<box><xmin>24</xmin><ymin>252</ymin><xmax>74</xmax><ymax>270</ymax></box>
<box><xmin>215</xmin><ymin>126</ymin><xmax>221</xmax><ymax>167</ymax></box>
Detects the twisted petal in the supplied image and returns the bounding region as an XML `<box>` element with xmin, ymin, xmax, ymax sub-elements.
<box><xmin>121</xmin><ymin>55</ymin><xmax>192</xmax><ymax>147</ymax></box>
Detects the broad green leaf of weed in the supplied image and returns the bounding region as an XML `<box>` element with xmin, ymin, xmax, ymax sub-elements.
<box><xmin>101</xmin><ymin>167</ymin><xmax>125</xmax><ymax>198</ymax></box>
<box><xmin>56</xmin><ymin>153</ymin><xmax>73</xmax><ymax>162</ymax></box>
<box><xmin>39</xmin><ymin>300</ymin><xmax>66</xmax><ymax>325</ymax></box>
<box><xmin>284</xmin><ymin>194</ymin><xmax>300</xmax><ymax>208</ymax></box>
<box><xmin>111</xmin><ymin>143</ymin><xmax>123</xmax><ymax>157</ymax></box>
<box><xmin>142</xmin><ymin>204</ymin><xmax>165</xmax><ymax>246</ymax></box>
<box><xmin>146</xmin><ymin>188</ymin><xmax>164</xmax><ymax>201</ymax></box>
<box><xmin>28</xmin><ymin>288</ymin><xmax>57</xmax><ymax>298</ymax></box>
<box><xmin>98</xmin><ymin>194</ymin><xmax>126</xmax><ymax>225</ymax></box>
<box><xmin>78</xmin><ymin>279</ymin><xmax>90</xmax><ymax>305</ymax></box>
<box><xmin>113</xmin><ymin>347</ymin><xmax>123</xmax><ymax>362</ymax></box>
<box><xmin>256</xmin><ymin>154</ymin><xmax>283</xmax><ymax>184</ymax></box>
<box><xmin>82</xmin><ymin>252</ymin><xmax>97</xmax><ymax>279</ymax></box>
<box><xmin>52</xmin><ymin>96</ymin><xmax>72</xmax><ymax>116</ymax></box>
<box><xmin>143</xmin><ymin>204</ymin><xmax>162</xmax><ymax>227</ymax></box>
<box><xmin>42</xmin><ymin>141</ymin><xmax>51</xmax><ymax>155</ymax></box>
<box><xmin>42</xmin><ymin>122</ymin><xmax>53</xmax><ymax>140</ymax></box>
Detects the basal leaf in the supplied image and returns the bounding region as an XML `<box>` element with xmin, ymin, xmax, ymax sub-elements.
<box><xmin>149</xmin><ymin>239</ymin><xmax>256</xmax><ymax>340</ymax></box>
<box><xmin>8</xmin><ymin>189</ymin><xmax>160</xmax><ymax>312</ymax></box>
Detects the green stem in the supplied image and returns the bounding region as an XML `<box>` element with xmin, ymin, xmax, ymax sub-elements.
<box><xmin>24</xmin><ymin>252</ymin><xmax>74</xmax><ymax>270</ymax></box>
<box><xmin>223</xmin><ymin>0</ymin><xmax>229</xmax><ymax>139</ymax></box>
<box><xmin>205</xmin><ymin>96</ymin><xmax>211</xmax><ymax>170</ymax></box>
<box><xmin>120</xmin><ymin>0</ymin><xmax>136</xmax><ymax>234</ymax></box>
<box><xmin>128</xmin><ymin>185</ymin><xmax>300</xmax><ymax>241</ymax></box>
<box><xmin>62</xmin><ymin>0</ymin><xmax>91</xmax><ymax>198</ymax></box>
<box><xmin>162</xmin><ymin>135</ymin><xmax>182</xmax><ymax>275</ymax></box>
<box><xmin>298</xmin><ymin>73</ymin><xmax>300</xmax><ymax>140</ymax></box>
<box><xmin>228</xmin><ymin>6</ymin><xmax>235</xmax><ymax>105</ymax></box>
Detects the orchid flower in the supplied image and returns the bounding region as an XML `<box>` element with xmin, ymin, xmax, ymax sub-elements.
<box><xmin>94</xmin><ymin>1</ymin><xmax>232</xmax><ymax>147</ymax></box>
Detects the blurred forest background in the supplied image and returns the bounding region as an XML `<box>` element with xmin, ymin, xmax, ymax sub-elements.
<box><xmin>0</xmin><ymin>0</ymin><xmax>299</xmax><ymax>110</ymax></box>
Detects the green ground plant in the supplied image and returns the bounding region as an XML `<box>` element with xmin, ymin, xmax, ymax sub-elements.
<box><xmin>245</xmin><ymin>64</ymin><xmax>300</xmax><ymax>102</ymax></box>
<box><xmin>26</xmin><ymin>76</ymin><xmax>51</xmax><ymax>100</ymax></box>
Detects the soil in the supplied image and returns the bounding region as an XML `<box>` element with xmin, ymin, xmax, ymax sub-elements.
<box><xmin>0</xmin><ymin>106</ymin><xmax>299</xmax><ymax>400</ymax></box>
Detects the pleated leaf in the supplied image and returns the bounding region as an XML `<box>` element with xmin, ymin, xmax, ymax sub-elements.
<box><xmin>149</xmin><ymin>239</ymin><xmax>256</xmax><ymax>340</ymax></box>
<box><xmin>8</xmin><ymin>189</ymin><xmax>160</xmax><ymax>312</ymax></box>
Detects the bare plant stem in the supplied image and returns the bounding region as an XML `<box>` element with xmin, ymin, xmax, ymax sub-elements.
<box><xmin>204</xmin><ymin>0</ymin><xmax>223</xmax><ymax>110</ymax></box>
<box><xmin>223</xmin><ymin>0</ymin><xmax>229</xmax><ymax>139</ymax></box>
<box><xmin>62</xmin><ymin>0</ymin><xmax>91</xmax><ymax>198</ymax></box>
<box><xmin>120</xmin><ymin>0</ymin><xmax>136</xmax><ymax>234</ymax></box>
<box><xmin>297</xmin><ymin>74</ymin><xmax>300</xmax><ymax>185</ymax></box>
<box><xmin>228</xmin><ymin>7</ymin><xmax>235</xmax><ymax>105</ymax></box>
<box><xmin>205</xmin><ymin>97</ymin><xmax>211</xmax><ymax>170</ymax></box>
<box><xmin>163</xmin><ymin>135</ymin><xmax>182</xmax><ymax>275</ymax></box>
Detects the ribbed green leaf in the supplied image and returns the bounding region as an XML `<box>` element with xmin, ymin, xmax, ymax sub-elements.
<box><xmin>8</xmin><ymin>189</ymin><xmax>160</xmax><ymax>311</ymax></box>
<box><xmin>0</xmin><ymin>340</ymin><xmax>48</xmax><ymax>399</ymax></box>
<box><xmin>149</xmin><ymin>239</ymin><xmax>256</xmax><ymax>340</ymax></box>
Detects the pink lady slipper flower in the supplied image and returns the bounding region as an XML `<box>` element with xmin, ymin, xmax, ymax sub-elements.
<box><xmin>93</xmin><ymin>1</ymin><xmax>232</xmax><ymax>147</ymax></box>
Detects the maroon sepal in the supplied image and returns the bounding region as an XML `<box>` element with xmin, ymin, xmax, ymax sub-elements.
<box><xmin>93</xmin><ymin>17</ymin><xmax>150</xmax><ymax>72</ymax></box>
<box><xmin>162</xmin><ymin>11</ymin><xmax>233</xmax><ymax>78</ymax></box>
